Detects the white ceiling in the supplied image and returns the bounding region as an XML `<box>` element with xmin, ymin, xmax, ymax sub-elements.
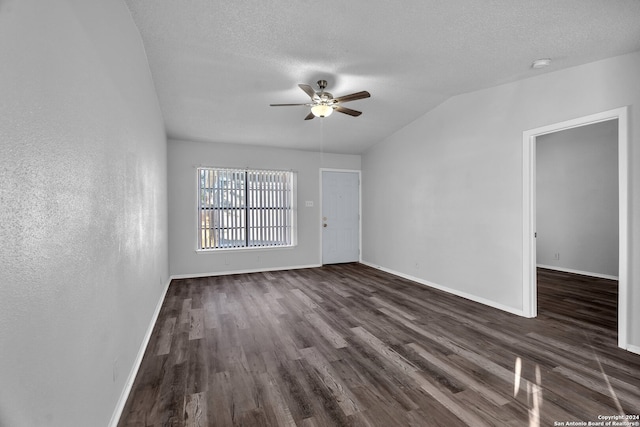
<box><xmin>124</xmin><ymin>0</ymin><xmax>640</xmax><ymax>154</ymax></box>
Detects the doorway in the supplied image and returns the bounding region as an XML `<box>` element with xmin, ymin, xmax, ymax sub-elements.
<box><xmin>536</xmin><ymin>120</ymin><xmax>619</xmax><ymax>278</ymax></box>
<box><xmin>522</xmin><ymin>107</ymin><xmax>629</xmax><ymax>349</ymax></box>
<box><xmin>321</xmin><ymin>169</ymin><xmax>360</xmax><ymax>265</ymax></box>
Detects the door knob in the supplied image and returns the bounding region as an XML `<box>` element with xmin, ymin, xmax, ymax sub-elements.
<box><xmin>323</xmin><ymin>223</ymin><xmax>327</xmax><ymax>227</ymax></box>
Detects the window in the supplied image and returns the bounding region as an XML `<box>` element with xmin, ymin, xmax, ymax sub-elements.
<box><xmin>197</xmin><ymin>167</ymin><xmax>295</xmax><ymax>250</ymax></box>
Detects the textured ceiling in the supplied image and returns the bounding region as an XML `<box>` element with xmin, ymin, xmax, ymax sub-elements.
<box><xmin>124</xmin><ymin>0</ymin><xmax>640</xmax><ymax>154</ymax></box>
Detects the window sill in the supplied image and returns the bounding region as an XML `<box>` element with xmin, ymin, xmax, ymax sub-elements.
<box><xmin>195</xmin><ymin>244</ymin><xmax>296</xmax><ymax>254</ymax></box>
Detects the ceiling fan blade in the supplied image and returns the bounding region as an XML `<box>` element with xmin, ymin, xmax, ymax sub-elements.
<box><xmin>298</xmin><ymin>84</ymin><xmax>317</xmax><ymax>99</ymax></box>
<box><xmin>304</xmin><ymin>112</ymin><xmax>315</xmax><ymax>120</ymax></box>
<box><xmin>334</xmin><ymin>91</ymin><xmax>370</xmax><ymax>103</ymax></box>
<box><xmin>270</xmin><ymin>103</ymin><xmax>310</xmax><ymax>106</ymax></box>
<box><xmin>335</xmin><ymin>106</ymin><xmax>362</xmax><ymax>117</ymax></box>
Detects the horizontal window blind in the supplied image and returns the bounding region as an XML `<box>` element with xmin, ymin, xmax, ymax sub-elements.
<box><xmin>198</xmin><ymin>167</ymin><xmax>294</xmax><ymax>250</ymax></box>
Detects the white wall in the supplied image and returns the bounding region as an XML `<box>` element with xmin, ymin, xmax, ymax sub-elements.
<box><xmin>536</xmin><ymin>120</ymin><xmax>618</xmax><ymax>277</ymax></box>
<box><xmin>168</xmin><ymin>139</ymin><xmax>360</xmax><ymax>276</ymax></box>
<box><xmin>0</xmin><ymin>1</ymin><xmax>168</xmax><ymax>426</ymax></box>
<box><xmin>362</xmin><ymin>51</ymin><xmax>640</xmax><ymax>346</ymax></box>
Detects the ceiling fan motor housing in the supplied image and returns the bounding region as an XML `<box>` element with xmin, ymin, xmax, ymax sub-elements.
<box><xmin>319</xmin><ymin>93</ymin><xmax>333</xmax><ymax>102</ymax></box>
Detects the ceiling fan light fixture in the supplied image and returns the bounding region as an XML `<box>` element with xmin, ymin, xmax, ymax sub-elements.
<box><xmin>311</xmin><ymin>104</ymin><xmax>333</xmax><ymax>118</ymax></box>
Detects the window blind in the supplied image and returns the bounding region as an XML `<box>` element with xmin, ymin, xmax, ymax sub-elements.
<box><xmin>198</xmin><ymin>167</ymin><xmax>294</xmax><ymax>250</ymax></box>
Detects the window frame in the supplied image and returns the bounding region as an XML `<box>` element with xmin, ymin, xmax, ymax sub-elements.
<box><xmin>196</xmin><ymin>166</ymin><xmax>297</xmax><ymax>252</ymax></box>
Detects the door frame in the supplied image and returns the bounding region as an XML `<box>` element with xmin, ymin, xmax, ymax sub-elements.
<box><xmin>319</xmin><ymin>168</ymin><xmax>362</xmax><ymax>265</ymax></box>
<box><xmin>522</xmin><ymin>106</ymin><xmax>629</xmax><ymax>350</ymax></box>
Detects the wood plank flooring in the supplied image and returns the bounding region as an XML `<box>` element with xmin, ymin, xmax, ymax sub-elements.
<box><xmin>118</xmin><ymin>264</ymin><xmax>640</xmax><ymax>426</ymax></box>
<box><xmin>537</xmin><ymin>267</ymin><xmax>618</xmax><ymax>331</ymax></box>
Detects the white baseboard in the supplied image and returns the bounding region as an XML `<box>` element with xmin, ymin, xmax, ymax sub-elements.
<box><xmin>108</xmin><ymin>277</ymin><xmax>172</xmax><ymax>427</ymax></box>
<box><xmin>536</xmin><ymin>264</ymin><xmax>618</xmax><ymax>281</ymax></box>
<box><xmin>626</xmin><ymin>344</ymin><xmax>640</xmax><ymax>356</ymax></box>
<box><xmin>170</xmin><ymin>263</ymin><xmax>322</xmax><ymax>280</ymax></box>
<box><xmin>360</xmin><ymin>261</ymin><xmax>525</xmax><ymax>317</ymax></box>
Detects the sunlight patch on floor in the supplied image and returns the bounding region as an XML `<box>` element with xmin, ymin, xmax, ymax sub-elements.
<box><xmin>587</xmin><ymin>342</ymin><xmax>625</xmax><ymax>415</ymax></box>
<box><xmin>528</xmin><ymin>365</ymin><xmax>543</xmax><ymax>427</ymax></box>
<box><xmin>514</xmin><ymin>356</ymin><xmax>522</xmax><ymax>397</ymax></box>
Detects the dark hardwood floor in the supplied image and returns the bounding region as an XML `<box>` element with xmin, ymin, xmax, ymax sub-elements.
<box><xmin>537</xmin><ymin>267</ymin><xmax>618</xmax><ymax>332</ymax></box>
<box><xmin>119</xmin><ymin>264</ymin><xmax>640</xmax><ymax>426</ymax></box>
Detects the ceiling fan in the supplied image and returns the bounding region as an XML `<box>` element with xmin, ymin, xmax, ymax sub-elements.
<box><xmin>270</xmin><ymin>80</ymin><xmax>371</xmax><ymax>120</ymax></box>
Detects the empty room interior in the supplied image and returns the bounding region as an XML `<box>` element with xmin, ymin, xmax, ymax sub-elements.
<box><xmin>2</xmin><ymin>1</ymin><xmax>640</xmax><ymax>426</ymax></box>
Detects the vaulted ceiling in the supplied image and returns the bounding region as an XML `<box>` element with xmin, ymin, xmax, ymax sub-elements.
<box><xmin>124</xmin><ymin>0</ymin><xmax>640</xmax><ymax>154</ymax></box>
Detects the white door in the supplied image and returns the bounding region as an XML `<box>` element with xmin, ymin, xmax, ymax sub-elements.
<box><xmin>322</xmin><ymin>171</ymin><xmax>360</xmax><ymax>264</ymax></box>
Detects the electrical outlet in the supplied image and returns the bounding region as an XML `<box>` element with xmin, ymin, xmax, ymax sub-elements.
<box><xmin>305</xmin><ymin>201</ymin><xmax>314</xmax><ymax>207</ymax></box>
<box><xmin>554</xmin><ymin>253</ymin><xmax>560</xmax><ymax>260</ymax></box>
